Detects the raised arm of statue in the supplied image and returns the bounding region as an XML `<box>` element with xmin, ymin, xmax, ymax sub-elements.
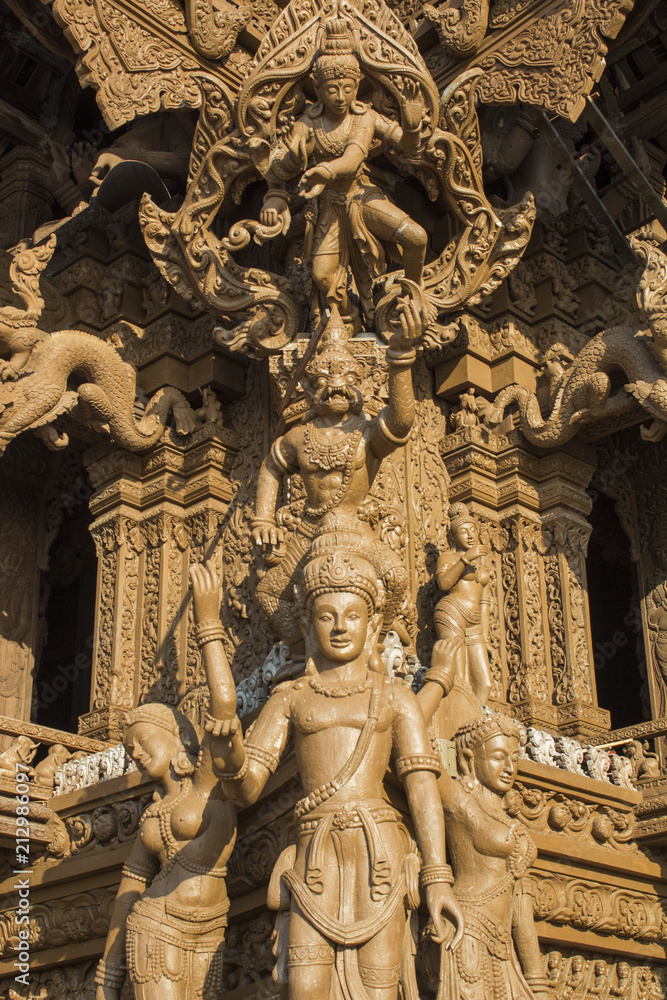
<box><xmin>371</xmin><ymin>294</ymin><xmax>421</xmax><ymax>458</ymax></box>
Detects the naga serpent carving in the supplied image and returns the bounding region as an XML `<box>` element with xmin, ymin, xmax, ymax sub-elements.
<box><xmin>0</xmin><ymin>238</ymin><xmax>196</xmax><ymax>454</ymax></box>
<box><xmin>485</xmin><ymin>241</ymin><xmax>667</xmax><ymax>446</ymax></box>
<box><xmin>0</xmin><ymin>329</ymin><xmax>197</xmax><ymax>455</ymax></box>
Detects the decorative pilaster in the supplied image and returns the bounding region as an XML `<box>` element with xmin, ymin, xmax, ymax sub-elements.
<box><xmin>79</xmin><ymin>424</ymin><xmax>239</xmax><ymax>739</ymax></box>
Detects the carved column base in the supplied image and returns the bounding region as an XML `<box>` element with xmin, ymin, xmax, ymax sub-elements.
<box><xmin>557</xmin><ymin>701</ymin><xmax>611</xmax><ymax>738</ymax></box>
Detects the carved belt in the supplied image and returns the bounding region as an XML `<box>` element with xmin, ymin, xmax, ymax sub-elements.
<box><xmin>128</xmin><ymin>894</ymin><xmax>230</xmax><ymax>945</ymax></box>
<box><xmin>434</xmin><ymin>598</ymin><xmax>482</xmax><ymax>638</ymax></box>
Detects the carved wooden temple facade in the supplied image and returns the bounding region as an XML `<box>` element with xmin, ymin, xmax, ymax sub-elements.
<box><xmin>1</xmin><ymin>0</ymin><xmax>667</xmax><ymax>996</ymax></box>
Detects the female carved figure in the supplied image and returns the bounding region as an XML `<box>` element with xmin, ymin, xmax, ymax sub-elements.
<box><xmin>191</xmin><ymin>534</ymin><xmax>462</xmax><ymax>1000</ymax></box>
<box><xmin>95</xmin><ymin>702</ymin><xmax>237</xmax><ymax>1000</ymax></box>
<box><xmin>426</xmin><ymin>712</ymin><xmax>548</xmax><ymax>1000</ymax></box>
<box><xmin>419</xmin><ymin>502</ymin><xmax>492</xmax><ymax>739</ymax></box>
<box><xmin>259</xmin><ymin>16</ymin><xmax>428</xmax><ymax>332</ymax></box>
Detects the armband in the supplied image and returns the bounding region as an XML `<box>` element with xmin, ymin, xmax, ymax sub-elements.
<box><xmin>395</xmin><ymin>753</ymin><xmax>442</xmax><ymax>778</ymax></box>
<box><xmin>246</xmin><ymin>742</ymin><xmax>281</xmax><ymax>774</ymax></box>
<box><xmin>121</xmin><ymin>857</ymin><xmax>158</xmax><ymax>883</ymax></box>
<box><xmin>95</xmin><ymin>960</ymin><xmax>127</xmax><ymax>989</ymax></box>
<box><xmin>420</xmin><ymin>863</ymin><xmax>454</xmax><ymax>887</ymax></box>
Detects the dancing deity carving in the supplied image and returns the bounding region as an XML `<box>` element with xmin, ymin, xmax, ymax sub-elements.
<box><xmin>419</xmin><ymin>503</ymin><xmax>492</xmax><ymax>740</ymax></box>
<box><xmin>95</xmin><ymin>702</ymin><xmax>237</xmax><ymax>1000</ymax></box>
<box><xmin>141</xmin><ymin>0</ymin><xmax>535</xmax><ymax>357</ymax></box>
<box><xmin>190</xmin><ymin>537</ymin><xmax>463</xmax><ymax>1000</ymax></box>
<box><xmin>252</xmin><ymin>306</ymin><xmax>420</xmax><ymax>647</ymax></box>
<box><xmin>423</xmin><ymin>713</ymin><xmax>548</xmax><ymax>1000</ymax></box>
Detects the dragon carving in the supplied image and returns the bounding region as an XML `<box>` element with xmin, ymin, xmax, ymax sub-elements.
<box><xmin>0</xmin><ymin>239</ymin><xmax>197</xmax><ymax>455</ymax></box>
<box><xmin>485</xmin><ymin>241</ymin><xmax>667</xmax><ymax>446</ymax></box>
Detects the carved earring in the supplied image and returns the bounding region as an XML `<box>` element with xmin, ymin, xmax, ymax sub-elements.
<box><xmin>462</xmin><ymin>774</ymin><xmax>478</xmax><ymax>793</ymax></box>
<box><xmin>174</xmin><ymin>751</ymin><xmax>195</xmax><ymax>776</ymax></box>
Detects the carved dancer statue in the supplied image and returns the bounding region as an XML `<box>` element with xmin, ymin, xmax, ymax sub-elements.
<box><xmin>424</xmin><ymin>712</ymin><xmax>548</xmax><ymax>1000</ymax></box>
<box><xmin>140</xmin><ymin>0</ymin><xmax>534</xmax><ymax>357</ymax></box>
<box><xmin>190</xmin><ymin>536</ymin><xmax>463</xmax><ymax>1000</ymax></box>
<box><xmin>485</xmin><ymin>240</ymin><xmax>667</xmax><ymax>445</ymax></box>
<box><xmin>418</xmin><ymin>503</ymin><xmax>492</xmax><ymax>740</ymax></box>
<box><xmin>252</xmin><ymin>303</ymin><xmax>420</xmax><ymax>647</ymax></box>
<box><xmin>95</xmin><ymin>702</ymin><xmax>237</xmax><ymax>1000</ymax></box>
<box><xmin>258</xmin><ymin>16</ymin><xmax>427</xmax><ymax>334</ymax></box>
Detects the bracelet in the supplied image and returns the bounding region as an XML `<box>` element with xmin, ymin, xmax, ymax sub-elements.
<box><xmin>94</xmin><ymin>960</ymin><xmax>126</xmax><ymax>989</ymax></box>
<box><xmin>386</xmin><ymin>346</ymin><xmax>417</xmax><ymax>367</ymax></box>
<box><xmin>420</xmin><ymin>863</ymin><xmax>455</xmax><ymax>887</ymax></box>
<box><xmin>194</xmin><ymin>619</ymin><xmax>225</xmax><ymax>646</ymax></box>
<box><xmin>251</xmin><ymin>517</ymin><xmax>277</xmax><ymax>529</ymax></box>
<box><xmin>265</xmin><ymin>187</ymin><xmax>289</xmax><ymax>203</ymax></box>
<box><xmin>223</xmin><ymin>754</ymin><xmax>249</xmax><ymax>782</ymax></box>
<box><xmin>524</xmin><ymin>975</ymin><xmax>549</xmax><ymax>988</ymax></box>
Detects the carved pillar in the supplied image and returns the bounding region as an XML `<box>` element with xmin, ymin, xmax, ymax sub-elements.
<box><xmin>79</xmin><ymin>424</ymin><xmax>240</xmax><ymax>739</ymax></box>
<box><xmin>0</xmin><ymin>146</ymin><xmax>52</xmax><ymax>248</ymax></box>
<box><xmin>441</xmin><ymin>425</ymin><xmax>610</xmax><ymax>737</ymax></box>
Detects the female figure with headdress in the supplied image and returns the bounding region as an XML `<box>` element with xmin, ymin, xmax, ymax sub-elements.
<box><xmin>419</xmin><ymin>501</ymin><xmax>492</xmax><ymax>739</ymax></box>
<box><xmin>425</xmin><ymin>712</ymin><xmax>549</xmax><ymax>1000</ymax></box>
<box><xmin>259</xmin><ymin>16</ymin><xmax>428</xmax><ymax>333</ymax></box>
<box><xmin>95</xmin><ymin>701</ymin><xmax>237</xmax><ymax>1000</ymax></box>
<box><xmin>191</xmin><ymin>532</ymin><xmax>463</xmax><ymax>1000</ymax></box>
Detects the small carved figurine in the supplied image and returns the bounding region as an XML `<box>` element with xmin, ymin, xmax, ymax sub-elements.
<box><xmin>0</xmin><ymin>735</ymin><xmax>38</xmax><ymax>777</ymax></box>
<box><xmin>190</xmin><ymin>534</ymin><xmax>463</xmax><ymax>1000</ymax></box>
<box><xmin>419</xmin><ymin>502</ymin><xmax>492</xmax><ymax>739</ymax></box>
<box><xmin>32</xmin><ymin>743</ymin><xmax>72</xmax><ymax>788</ymax></box>
<box><xmin>425</xmin><ymin>713</ymin><xmax>549</xmax><ymax>1000</ymax></box>
<box><xmin>252</xmin><ymin>303</ymin><xmax>420</xmax><ymax>648</ymax></box>
<box><xmin>94</xmin><ymin>702</ymin><xmax>237</xmax><ymax>1000</ymax></box>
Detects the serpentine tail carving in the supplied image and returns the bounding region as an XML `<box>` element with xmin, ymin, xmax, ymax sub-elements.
<box><xmin>0</xmin><ymin>330</ymin><xmax>196</xmax><ymax>455</ymax></box>
<box><xmin>485</xmin><ymin>240</ymin><xmax>667</xmax><ymax>446</ymax></box>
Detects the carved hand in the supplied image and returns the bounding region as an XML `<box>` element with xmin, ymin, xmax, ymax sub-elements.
<box><xmin>190</xmin><ymin>560</ymin><xmax>222</xmax><ymax>624</ymax></box>
<box><xmin>425</xmin><ymin>883</ymin><xmax>464</xmax><ymax>949</ymax></box>
<box><xmin>399</xmin><ymin>79</ymin><xmax>425</xmax><ymax>134</ymax></box>
<box><xmin>463</xmin><ymin>544</ymin><xmax>490</xmax><ymax>563</ymax></box>
<box><xmin>252</xmin><ymin>521</ymin><xmax>284</xmax><ymax>548</ymax></box>
<box><xmin>389</xmin><ymin>294</ymin><xmax>423</xmax><ymax>352</ymax></box>
<box><xmin>299</xmin><ymin>165</ymin><xmax>331</xmax><ymax>200</ymax></box>
<box><xmin>259</xmin><ymin>196</ymin><xmax>291</xmax><ymax>233</ymax></box>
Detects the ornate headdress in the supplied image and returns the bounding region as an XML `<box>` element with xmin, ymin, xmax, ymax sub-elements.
<box><xmin>312</xmin><ymin>17</ymin><xmax>361</xmax><ymax>86</ymax></box>
<box><xmin>301</xmin><ymin>526</ymin><xmax>381</xmax><ymax>616</ymax></box>
<box><xmin>447</xmin><ymin>502</ymin><xmax>474</xmax><ymax>535</ymax></box>
<box><xmin>304</xmin><ymin>309</ymin><xmax>363</xmax><ymax>383</ymax></box>
<box><xmin>454</xmin><ymin>711</ymin><xmax>526</xmax><ymax>760</ymax></box>
<box><xmin>123</xmin><ymin>703</ymin><xmax>199</xmax><ymax>758</ymax></box>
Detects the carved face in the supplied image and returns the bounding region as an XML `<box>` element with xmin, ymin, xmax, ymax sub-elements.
<box><xmin>311</xmin><ymin>591</ymin><xmax>369</xmax><ymax>664</ymax></box>
<box><xmin>307</xmin><ymin>353</ymin><xmax>363</xmax><ymax>418</ymax></box>
<box><xmin>472</xmin><ymin>733</ymin><xmax>519</xmax><ymax>794</ymax></box>
<box><xmin>572</xmin><ymin>957</ymin><xmax>584</xmax><ymax>973</ymax></box>
<box><xmin>124</xmin><ymin>722</ymin><xmax>175</xmax><ymax>781</ymax></box>
<box><xmin>451</xmin><ymin>520</ymin><xmax>477</xmax><ymax>550</ymax></box>
<box><xmin>617</xmin><ymin>964</ymin><xmax>630</xmax><ymax>980</ymax></box>
<box><xmin>316</xmin><ymin>76</ymin><xmax>359</xmax><ymax>119</ymax></box>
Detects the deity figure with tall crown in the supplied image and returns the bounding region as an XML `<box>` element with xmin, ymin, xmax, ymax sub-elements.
<box><xmin>190</xmin><ymin>534</ymin><xmax>463</xmax><ymax>1000</ymax></box>
<box><xmin>258</xmin><ymin>14</ymin><xmax>429</xmax><ymax>334</ymax></box>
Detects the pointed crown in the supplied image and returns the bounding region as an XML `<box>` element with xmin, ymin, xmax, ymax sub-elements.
<box><xmin>312</xmin><ymin>15</ymin><xmax>360</xmax><ymax>85</ymax></box>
